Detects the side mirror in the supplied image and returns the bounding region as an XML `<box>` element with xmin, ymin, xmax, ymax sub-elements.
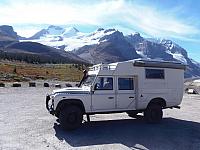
<box><xmin>90</xmin><ymin>85</ymin><xmax>95</xmax><ymax>94</ymax></box>
<box><xmin>94</xmin><ymin>83</ymin><xmax>100</xmax><ymax>90</ymax></box>
<box><xmin>94</xmin><ymin>83</ymin><xmax>97</xmax><ymax>90</ymax></box>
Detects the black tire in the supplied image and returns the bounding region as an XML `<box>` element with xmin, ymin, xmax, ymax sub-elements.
<box><xmin>127</xmin><ymin>111</ymin><xmax>138</xmax><ymax>118</ymax></box>
<box><xmin>144</xmin><ymin>104</ymin><xmax>163</xmax><ymax>123</ymax></box>
<box><xmin>59</xmin><ymin>105</ymin><xmax>83</xmax><ymax>130</ymax></box>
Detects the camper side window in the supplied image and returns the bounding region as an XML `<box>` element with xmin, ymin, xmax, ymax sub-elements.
<box><xmin>118</xmin><ymin>78</ymin><xmax>134</xmax><ymax>90</ymax></box>
<box><xmin>145</xmin><ymin>69</ymin><xmax>165</xmax><ymax>79</ymax></box>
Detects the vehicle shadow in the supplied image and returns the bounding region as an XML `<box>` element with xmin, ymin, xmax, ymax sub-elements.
<box><xmin>54</xmin><ymin>117</ymin><xmax>200</xmax><ymax>150</ymax></box>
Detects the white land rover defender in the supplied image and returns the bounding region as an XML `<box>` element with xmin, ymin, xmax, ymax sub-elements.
<box><xmin>46</xmin><ymin>59</ymin><xmax>186</xmax><ymax>130</ymax></box>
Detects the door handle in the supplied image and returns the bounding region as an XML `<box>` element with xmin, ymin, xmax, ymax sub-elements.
<box><xmin>129</xmin><ymin>96</ymin><xmax>135</xmax><ymax>99</ymax></box>
<box><xmin>108</xmin><ymin>97</ymin><xmax>114</xmax><ymax>99</ymax></box>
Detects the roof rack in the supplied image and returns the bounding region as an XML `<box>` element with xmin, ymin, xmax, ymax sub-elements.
<box><xmin>133</xmin><ymin>59</ymin><xmax>186</xmax><ymax>70</ymax></box>
<box><xmin>89</xmin><ymin>63</ymin><xmax>116</xmax><ymax>71</ymax></box>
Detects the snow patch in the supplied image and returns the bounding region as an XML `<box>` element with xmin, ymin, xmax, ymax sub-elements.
<box><xmin>22</xmin><ymin>27</ymin><xmax>116</xmax><ymax>51</ymax></box>
<box><xmin>173</xmin><ymin>53</ymin><xmax>187</xmax><ymax>64</ymax></box>
<box><xmin>136</xmin><ymin>50</ymin><xmax>148</xmax><ymax>59</ymax></box>
<box><xmin>63</xmin><ymin>27</ymin><xmax>79</xmax><ymax>38</ymax></box>
<box><xmin>47</xmin><ymin>26</ymin><xmax>65</xmax><ymax>35</ymax></box>
<box><xmin>166</xmin><ymin>50</ymin><xmax>187</xmax><ymax>64</ymax></box>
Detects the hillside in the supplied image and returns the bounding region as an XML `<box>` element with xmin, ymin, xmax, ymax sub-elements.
<box><xmin>4</xmin><ymin>42</ymin><xmax>87</xmax><ymax>63</ymax></box>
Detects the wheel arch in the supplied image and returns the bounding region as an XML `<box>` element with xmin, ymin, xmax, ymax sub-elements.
<box><xmin>147</xmin><ymin>97</ymin><xmax>166</xmax><ymax>108</ymax></box>
<box><xmin>55</xmin><ymin>99</ymin><xmax>85</xmax><ymax>117</ymax></box>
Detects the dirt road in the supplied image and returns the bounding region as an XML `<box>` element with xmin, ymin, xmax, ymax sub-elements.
<box><xmin>0</xmin><ymin>87</ymin><xmax>200</xmax><ymax>150</ymax></box>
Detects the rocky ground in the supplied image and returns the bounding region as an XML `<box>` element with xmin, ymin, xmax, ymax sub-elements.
<box><xmin>0</xmin><ymin>85</ymin><xmax>200</xmax><ymax>150</ymax></box>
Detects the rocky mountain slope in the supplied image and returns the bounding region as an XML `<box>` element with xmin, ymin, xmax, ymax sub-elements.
<box><xmin>0</xmin><ymin>25</ymin><xmax>19</xmax><ymax>48</ymax></box>
<box><xmin>74</xmin><ymin>29</ymin><xmax>140</xmax><ymax>63</ymax></box>
<box><xmin>0</xmin><ymin>25</ymin><xmax>18</xmax><ymax>40</ymax></box>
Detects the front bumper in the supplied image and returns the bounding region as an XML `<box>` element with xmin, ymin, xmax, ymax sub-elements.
<box><xmin>46</xmin><ymin>94</ymin><xmax>55</xmax><ymax>115</ymax></box>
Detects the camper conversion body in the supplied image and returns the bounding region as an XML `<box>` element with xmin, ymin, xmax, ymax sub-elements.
<box><xmin>46</xmin><ymin>59</ymin><xmax>186</xmax><ymax>130</ymax></box>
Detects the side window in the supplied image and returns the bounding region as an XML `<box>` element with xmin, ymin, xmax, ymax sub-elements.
<box><xmin>95</xmin><ymin>77</ymin><xmax>113</xmax><ymax>90</ymax></box>
<box><xmin>118</xmin><ymin>78</ymin><xmax>134</xmax><ymax>90</ymax></box>
<box><xmin>145</xmin><ymin>69</ymin><xmax>165</xmax><ymax>79</ymax></box>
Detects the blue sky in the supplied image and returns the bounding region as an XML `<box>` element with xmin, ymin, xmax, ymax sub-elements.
<box><xmin>0</xmin><ymin>0</ymin><xmax>199</xmax><ymax>62</ymax></box>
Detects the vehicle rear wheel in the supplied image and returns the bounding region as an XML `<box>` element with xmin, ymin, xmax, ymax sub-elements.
<box><xmin>59</xmin><ymin>105</ymin><xmax>83</xmax><ymax>130</ymax></box>
<box><xmin>144</xmin><ymin>104</ymin><xmax>163</xmax><ymax>123</ymax></box>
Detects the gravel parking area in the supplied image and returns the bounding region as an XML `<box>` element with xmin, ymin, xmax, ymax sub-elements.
<box><xmin>0</xmin><ymin>86</ymin><xmax>200</xmax><ymax>150</ymax></box>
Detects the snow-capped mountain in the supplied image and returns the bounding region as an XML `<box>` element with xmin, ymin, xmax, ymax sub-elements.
<box><xmin>28</xmin><ymin>25</ymin><xmax>74</xmax><ymax>39</ymax></box>
<box><xmin>145</xmin><ymin>38</ymin><xmax>188</xmax><ymax>64</ymax></box>
<box><xmin>24</xmin><ymin>26</ymin><xmax>118</xmax><ymax>52</ymax></box>
<box><xmin>26</xmin><ymin>25</ymin><xmax>83</xmax><ymax>50</ymax></box>
<box><xmin>125</xmin><ymin>33</ymin><xmax>200</xmax><ymax>77</ymax></box>
<box><xmin>29</xmin><ymin>25</ymin><xmax>80</xmax><ymax>38</ymax></box>
<box><xmin>21</xmin><ymin>25</ymin><xmax>200</xmax><ymax>77</ymax></box>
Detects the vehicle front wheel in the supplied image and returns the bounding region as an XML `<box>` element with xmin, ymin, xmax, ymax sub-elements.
<box><xmin>59</xmin><ymin>105</ymin><xmax>83</xmax><ymax>130</ymax></box>
<box><xmin>144</xmin><ymin>104</ymin><xmax>163</xmax><ymax>123</ymax></box>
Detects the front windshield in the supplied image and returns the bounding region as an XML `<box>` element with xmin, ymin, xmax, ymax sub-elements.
<box><xmin>82</xmin><ymin>75</ymin><xmax>96</xmax><ymax>86</ymax></box>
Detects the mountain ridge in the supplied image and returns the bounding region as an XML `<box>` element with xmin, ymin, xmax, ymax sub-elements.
<box><xmin>1</xmin><ymin>24</ymin><xmax>200</xmax><ymax>77</ymax></box>
<box><xmin>23</xmin><ymin>25</ymin><xmax>200</xmax><ymax>77</ymax></box>
<box><xmin>27</xmin><ymin>25</ymin><xmax>80</xmax><ymax>40</ymax></box>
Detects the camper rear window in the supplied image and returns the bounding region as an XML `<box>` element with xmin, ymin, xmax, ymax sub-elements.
<box><xmin>145</xmin><ymin>69</ymin><xmax>165</xmax><ymax>79</ymax></box>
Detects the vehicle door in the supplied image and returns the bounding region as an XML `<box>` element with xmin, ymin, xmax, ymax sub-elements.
<box><xmin>92</xmin><ymin>76</ymin><xmax>116</xmax><ymax>110</ymax></box>
<box><xmin>116</xmin><ymin>76</ymin><xmax>136</xmax><ymax>109</ymax></box>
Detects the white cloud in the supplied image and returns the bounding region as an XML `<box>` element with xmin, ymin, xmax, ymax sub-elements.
<box><xmin>109</xmin><ymin>1</ymin><xmax>199</xmax><ymax>37</ymax></box>
<box><xmin>0</xmin><ymin>0</ymin><xmax>123</xmax><ymax>25</ymax></box>
<box><xmin>0</xmin><ymin>0</ymin><xmax>199</xmax><ymax>41</ymax></box>
<box><xmin>0</xmin><ymin>2</ymin><xmax>81</xmax><ymax>24</ymax></box>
